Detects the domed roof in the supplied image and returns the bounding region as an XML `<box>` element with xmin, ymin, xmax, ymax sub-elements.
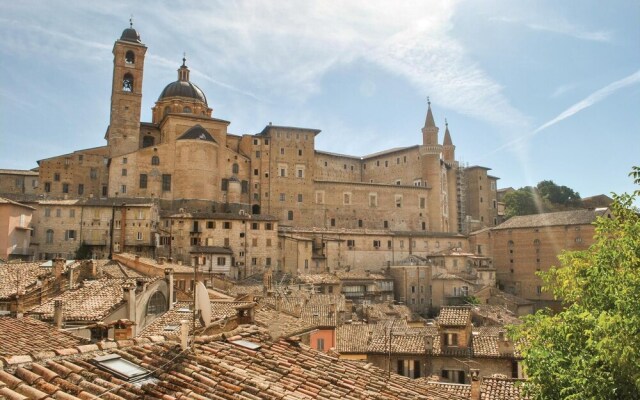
<box><xmin>157</xmin><ymin>58</ymin><xmax>208</xmax><ymax>105</ymax></box>
<box><xmin>120</xmin><ymin>27</ymin><xmax>141</xmax><ymax>43</ymax></box>
<box><xmin>158</xmin><ymin>80</ymin><xmax>208</xmax><ymax>105</ymax></box>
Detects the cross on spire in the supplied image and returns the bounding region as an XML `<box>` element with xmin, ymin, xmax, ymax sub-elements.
<box><xmin>129</xmin><ymin>15</ymin><xmax>133</xmax><ymax>28</ymax></box>
<box><xmin>182</xmin><ymin>52</ymin><xmax>187</xmax><ymax>67</ymax></box>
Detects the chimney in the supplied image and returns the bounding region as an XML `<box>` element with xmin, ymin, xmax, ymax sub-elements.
<box><xmin>165</xmin><ymin>268</ymin><xmax>174</xmax><ymax>310</ymax></box>
<box><xmin>54</xmin><ymin>300</ymin><xmax>64</xmax><ymax>328</ymax></box>
<box><xmin>68</xmin><ymin>266</ymin><xmax>75</xmax><ymax>288</ymax></box>
<box><xmin>180</xmin><ymin>320</ymin><xmax>190</xmax><ymax>350</ymax></box>
<box><xmin>90</xmin><ymin>259</ymin><xmax>101</xmax><ymax>279</ymax></box>
<box><xmin>122</xmin><ymin>284</ymin><xmax>136</xmax><ymax>331</ymax></box>
<box><xmin>328</xmin><ymin>303</ymin><xmax>336</xmax><ymax>319</ymax></box>
<box><xmin>497</xmin><ymin>330</ymin><xmax>515</xmax><ymax>354</ymax></box>
<box><xmin>424</xmin><ymin>335</ymin><xmax>433</xmax><ymax>352</ymax></box>
<box><xmin>470</xmin><ymin>369</ymin><xmax>481</xmax><ymax>400</ymax></box>
<box><xmin>53</xmin><ymin>258</ymin><xmax>65</xmax><ymax>278</ymax></box>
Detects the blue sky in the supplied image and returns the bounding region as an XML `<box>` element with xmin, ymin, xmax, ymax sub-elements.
<box><xmin>1</xmin><ymin>0</ymin><xmax>638</xmax><ymax>199</ymax></box>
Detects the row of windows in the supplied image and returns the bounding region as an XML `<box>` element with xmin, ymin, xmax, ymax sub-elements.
<box><xmin>166</xmin><ymin>220</ymin><xmax>274</xmax><ymax>231</ymax></box>
<box><xmin>343</xmin><ymin>239</ymin><xmax>445</xmax><ymax>249</ymax></box>
<box><xmin>44</xmin><ymin>228</ymin><xmax>144</xmax><ymax>244</ymax></box>
<box><xmin>310</xmin><ymin>191</ymin><xmax>426</xmax><ymax>209</ymax></box>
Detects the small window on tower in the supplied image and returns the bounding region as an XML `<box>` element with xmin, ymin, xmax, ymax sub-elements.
<box><xmin>182</xmin><ymin>106</ymin><xmax>192</xmax><ymax>113</ymax></box>
<box><xmin>125</xmin><ymin>50</ymin><xmax>135</xmax><ymax>64</ymax></box>
<box><xmin>122</xmin><ymin>73</ymin><xmax>134</xmax><ymax>92</ymax></box>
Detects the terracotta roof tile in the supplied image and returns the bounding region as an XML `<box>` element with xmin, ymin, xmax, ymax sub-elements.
<box><xmin>480</xmin><ymin>376</ymin><xmax>530</xmax><ymax>399</ymax></box>
<box><xmin>494</xmin><ymin>208</ymin><xmax>608</xmax><ymax>229</ymax></box>
<box><xmin>0</xmin><ymin>317</ymin><xmax>88</xmax><ymax>357</ymax></box>
<box><xmin>437</xmin><ymin>306</ymin><xmax>471</xmax><ymax>327</ymax></box>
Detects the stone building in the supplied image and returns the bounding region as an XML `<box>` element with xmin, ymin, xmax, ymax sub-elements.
<box><xmin>1</xmin><ymin>24</ymin><xmax>504</xmax><ymax>285</ymax></box>
<box><xmin>0</xmin><ymin>169</ymin><xmax>39</xmax><ymax>196</ymax></box>
<box><xmin>30</xmin><ymin>198</ymin><xmax>158</xmax><ymax>260</ymax></box>
<box><xmin>469</xmin><ymin>208</ymin><xmax>609</xmax><ymax>310</ymax></box>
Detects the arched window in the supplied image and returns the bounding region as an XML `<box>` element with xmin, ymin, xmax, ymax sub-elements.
<box><xmin>507</xmin><ymin>240</ymin><xmax>514</xmax><ymax>249</ymax></box>
<box><xmin>46</xmin><ymin>229</ymin><xmax>54</xmax><ymax>244</ymax></box>
<box><xmin>232</xmin><ymin>163</ymin><xmax>239</xmax><ymax>174</ymax></box>
<box><xmin>125</xmin><ymin>50</ymin><xmax>135</xmax><ymax>64</ymax></box>
<box><xmin>146</xmin><ymin>291</ymin><xmax>167</xmax><ymax>315</ymax></box>
<box><xmin>163</xmin><ymin>106</ymin><xmax>171</xmax><ymax>116</ymax></box>
<box><xmin>182</xmin><ymin>106</ymin><xmax>192</xmax><ymax>113</ymax></box>
<box><xmin>142</xmin><ymin>136</ymin><xmax>155</xmax><ymax>148</ymax></box>
<box><xmin>533</xmin><ymin>239</ymin><xmax>541</xmax><ymax>247</ymax></box>
<box><xmin>123</xmin><ymin>73</ymin><xmax>134</xmax><ymax>92</ymax></box>
<box><xmin>151</xmin><ymin>156</ymin><xmax>160</xmax><ymax>166</ymax></box>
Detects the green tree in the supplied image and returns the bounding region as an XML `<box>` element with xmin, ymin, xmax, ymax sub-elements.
<box><xmin>537</xmin><ymin>180</ymin><xmax>582</xmax><ymax>207</ymax></box>
<box><xmin>503</xmin><ymin>187</ymin><xmax>538</xmax><ymax>218</ymax></box>
<box><xmin>511</xmin><ymin>168</ymin><xmax>640</xmax><ymax>399</ymax></box>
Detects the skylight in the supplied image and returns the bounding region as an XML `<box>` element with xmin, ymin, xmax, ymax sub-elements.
<box><xmin>164</xmin><ymin>325</ymin><xmax>180</xmax><ymax>331</ymax></box>
<box><xmin>230</xmin><ymin>339</ymin><xmax>262</xmax><ymax>350</ymax></box>
<box><xmin>93</xmin><ymin>354</ymin><xmax>149</xmax><ymax>381</ymax></box>
<box><xmin>177</xmin><ymin>307</ymin><xmax>191</xmax><ymax>313</ymax></box>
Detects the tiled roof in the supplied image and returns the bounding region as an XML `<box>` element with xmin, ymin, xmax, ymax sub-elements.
<box><xmin>0</xmin><ymin>197</ymin><xmax>35</xmax><ymax>210</ymax></box>
<box><xmin>424</xmin><ymin>381</ymin><xmax>472</xmax><ymax>398</ymax></box>
<box><xmin>364</xmin><ymin>302</ymin><xmax>417</xmax><ymax>321</ymax></box>
<box><xmin>254</xmin><ymin>304</ymin><xmax>317</xmax><ymax>339</ymax></box>
<box><xmin>0</xmin><ymin>325</ymin><xmax>463</xmax><ymax>399</ymax></box>
<box><xmin>0</xmin><ymin>317</ymin><xmax>88</xmax><ymax>356</ymax></box>
<box><xmin>100</xmin><ymin>260</ymin><xmax>145</xmax><ymax>278</ymax></box>
<box><xmin>29</xmin><ymin>278</ymin><xmax>144</xmax><ymax>321</ymax></box>
<box><xmin>337</xmin><ymin>321</ymin><xmax>438</xmax><ymax>355</ymax></box>
<box><xmin>438</xmin><ymin>306</ymin><xmax>472</xmax><ymax>327</ymax></box>
<box><xmin>115</xmin><ymin>253</ymin><xmax>195</xmax><ymax>274</ymax></box>
<box><xmin>494</xmin><ymin>208</ymin><xmax>608</xmax><ymax>229</ymax></box>
<box><xmin>481</xmin><ymin>376</ymin><xmax>531</xmax><ymax>399</ymax></box>
<box><xmin>138</xmin><ymin>301</ymin><xmax>199</xmax><ymax>338</ymax></box>
<box><xmin>0</xmin><ymin>169</ymin><xmax>38</xmax><ymax>176</ymax></box>
<box><xmin>335</xmin><ymin>270</ymin><xmax>391</xmax><ymax>280</ymax></box>
<box><xmin>296</xmin><ymin>273</ymin><xmax>341</xmax><ymax>285</ymax></box>
<box><xmin>0</xmin><ymin>262</ymin><xmax>46</xmax><ymax>299</ymax></box>
<box><xmin>335</xmin><ymin>323</ymin><xmax>375</xmax><ymax>353</ymax></box>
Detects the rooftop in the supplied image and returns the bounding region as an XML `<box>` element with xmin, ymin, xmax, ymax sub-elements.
<box><xmin>494</xmin><ymin>208</ymin><xmax>609</xmax><ymax>230</ymax></box>
<box><xmin>0</xmin><ymin>317</ymin><xmax>88</xmax><ymax>357</ymax></box>
<box><xmin>438</xmin><ymin>306</ymin><xmax>472</xmax><ymax>327</ymax></box>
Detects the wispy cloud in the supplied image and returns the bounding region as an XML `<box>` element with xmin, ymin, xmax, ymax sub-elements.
<box><xmin>486</xmin><ymin>69</ymin><xmax>640</xmax><ymax>156</ymax></box>
<box><xmin>493</xmin><ymin>16</ymin><xmax>612</xmax><ymax>43</ymax></box>
<box><xmin>550</xmin><ymin>84</ymin><xmax>575</xmax><ymax>98</ymax></box>
<box><xmin>535</xmin><ymin>70</ymin><xmax>640</xmax><ymax>133</ymax></box>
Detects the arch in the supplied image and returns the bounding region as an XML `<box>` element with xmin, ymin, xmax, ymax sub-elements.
<box><xmin>232</xmin><ymin>163</ymin><xmax>239</xmax><ymax>174</ymax></box>
<box><xmin>125</xmin><ymin>50</ymin><xmax>135</xmax><ymax>64</ymax></box>
<box><xmin>46</xmin><ymin>229</ymin><xmax>54</xmax><ymax>244</ymax></box>
<box><xmin>142</xmin><ymin>136</ymin><xmax>155</xmax><ymax>148</ymax></box>
<box><xmin>182</xmin><ymin>106</ymin><xmax>192</xmax><ymax>113</ymax></box>
<box><xmin>163</xmin><ymin>106</ymin><xmax>171</xmax><ymax>116</ymax></box>
<box><xmin>151</xmin><ymin>156</ymin><xmax>160</xmax><ymax>166</ymax></box>
<box><xmin>146</xmin><ymin>291</ymin><xmax>167</xmax><ymax>315</ymax></box>
<box><xmin>122</xmin><ymin>73</ymin><xmax>134</xmax><ymax>92</ymax></box>
<box><xmin>252</xmin><ymin>204</ymin><xmax>261</xmax><ymax>215</ymax></box>
<box><xmin>507</xmin><ymin>240</ymin><xmax>514</xmax><ymax>248</ymax></box>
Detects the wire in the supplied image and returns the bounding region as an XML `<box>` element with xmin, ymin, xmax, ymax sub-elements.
<box><xmin>95</xmin><ymin>344</ymin><xmax>191</xmax><ymax>398</ymax></box>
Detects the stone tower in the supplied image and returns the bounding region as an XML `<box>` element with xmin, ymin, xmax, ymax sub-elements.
<box><xmin>420</xmin><ymin>99</ymin><xmax>445</xmax><ymax>232</ymax></box>
<box><xmin>442</xmin><ymin>120</ymin><xmax>455</xmax><ymax>162</ymax></box>
<box><xmin>107</xmin><ymin>21</ymin><xmax>147</xmax><ymax>158</ymax></box>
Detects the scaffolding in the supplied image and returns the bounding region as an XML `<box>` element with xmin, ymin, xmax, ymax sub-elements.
<box><xmin>457</xmin><ymin>162</ymin><xmax>468</xmax><ymax>233</ymax></box>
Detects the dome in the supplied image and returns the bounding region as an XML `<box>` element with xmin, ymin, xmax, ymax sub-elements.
<box><xmin>158</xmin><ymin>80</ymin><xmax>208</xmax><ymax>105</ymax></box>
<box><xmin>120</xmin><ymin>27</ymin><xmax>141</xmax><ymax>43</ymax></box>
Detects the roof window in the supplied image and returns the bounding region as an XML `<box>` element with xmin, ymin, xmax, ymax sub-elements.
<box><xmin>92</xmin><ymin>354</ymin><xmax>149</xmax><ymax>381</ymax></box>
<box><xmin>230</xmin><ymin>339</ymin><xmax>262</xmax><ymax>350</ymax></box>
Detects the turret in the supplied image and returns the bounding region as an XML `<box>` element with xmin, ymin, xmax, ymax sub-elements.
<box><xmin>442</xmin><ymin>119</ymin><xmax>455</xmax><ymax>162</ymax></box>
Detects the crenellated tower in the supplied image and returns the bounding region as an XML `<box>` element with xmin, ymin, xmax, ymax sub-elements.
<box><xmin>106</xmin><ymin>21</ymin><xmax>147</xmax><ymax>158</ymax></box>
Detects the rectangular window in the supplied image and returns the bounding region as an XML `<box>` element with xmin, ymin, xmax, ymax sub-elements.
<box><xmin>266</xmin><ymin>257</ymin><xmax>271</xmax><ymax>266</ymax></box>
<box><xmin>102</xmin><ymin>185</ymin><xmax>108</xmax><ymax>197</ymax></box>
<box><xmin>383</xmin><ymin>220</ymin><xmax>389</xmax><ymax>229</ymax></box>
<box><xmin>90</xmin><ymin>168</ymin><xmax>98</xmax><ymax>179</ymax></box>
<box><xmin>347</xmin><ymin>239</ymin><xmax>355</xmax><ymax>248</ymax></box>
<box><xmin>330</xmin><ymin>218</ymin><xmax>336</xmax><ymax>227</ymax></box>
<box><xmin>252</xmin><ymin>257</ymin><xmax>257</xmax><ymax>265</ymax></box>
<box><xmin>265</xmin><ymin>223</ymin><xmax>273</xmax><ymax>230</ymax></box>
<box><xmin>139</xmin><ymin>174</ymin><xmax>147</xmax><ymax>189</ymax></box>
<box><xmin>358</xmin><ymin>219</ymin><xmax>363</xmax><ymax>227</ymax></box>
<box><xmin>62</xmin><ymin>183</ymin><xmax>69</xmax><ymax>193</ymax></box>
<box><xmin>316</xmin><ymin>338</ymin><xmax>325</xmax><ymax>351</ymax></box>
<box><xmin>122</xmin><ymin>168</ymin><xmax>127</xmax><ymax>176</ymax></box>
<box><xmin>223</xmin><ymin>222</ymin><xmax>231</xmax><ymax>229</ymax></box>
<box><xmin>315</xmin><ymin>191</ymin><xmax>325</xmax><ymax>204</ymax></box>
<box><xmin>419</xmin><ymin>197</ymin><xmax>426</xmax><ymax>209</ymax></box>
<box><xmin>252</xmin><ymin>238</ymin><xmax>258</xmax><ymax>247</ymax></box>
<box><xmin>279</xmin><ymin>193</ymin><xmax>285</xmax><ymax>202</ymax></box>
<box><xmin>207</xmin><ymin>221</ymin><xmax>215</xmax><ymax>229</ymax></box>
<box><xmin>56</xmin><ymin>209</ymin><xmax>61</xmax><ymax>217</ymax></box>
<box><xmin>44</xmin><ymin>208</ymin><xmax>51</xmax><ymax>217</ymax></box>
<box><xmin>251</xmin><ymin>222</ymin><xmax>259</xmax><ymax>230</ymax></box>
<box><xmin>78</xmin><ymin>184</ymin><xmax>84</xmax><ymax>195</ymax></box>
<box><xmin>162</xmin><ymin>174</ymin><xmax>171</xmax><ymax>191</ymax></box>
<box><xmin>65</xmin><ymin>230</ymin><xmax>76</xmax><ymax>240</ymax></box>
<box><xmin>254</xmin><ymin>168</ymin><xmax>259</xmax><ymax>176</ymax></box>
<box><xmin>255</xmin><ymin>151</ymin><xmax>260</xmax><ymax>158</ymax></box>
<box><xmin>369</xmin><ymin>193</ymin><xmax>377</xmax><ymax>207</ymax></box>
<box><xmin>373</xmin><ymin>240</ymin><xmax>381</xmax><ymax>248</ymax></box>
<box><xmin>297</xmin><ymin>193</ymin><xmax>303</xmax><ymax>202</ymax></box>
<box><xmin>54</xmin><ymin>173</ymin><xmax>60</xmax><ymax>181</ymax></box>
<box><xmin>280</xmin><ymin>147</ymin><xmax>285</xmax><ymax>155</ymax></box>
<box><xmin>287</xmin><ymin>210</ymin><xmax>294</xmax><ymax>220</ymax></box>
<box><xmin>44</xmin><ymin>182</ymin><xmax>51</xmax><ymax>192</ymax></box>
<box><xmin>137</xmin><ymin>232</ymin><xmax>143</xmax><ymax>241</ymax></box>
<box><xmin>69</xmin><ymin>209</ymin><xmax>75</xmax><ymax>218</ymax></box>
<box><xmin>241</xmin><ymin>180</ymin><xmax>249</xmax><ymax>194</ymax></box>
<box><xmin>343</xmin><ymin>192</ymin><xmax>351</xmax><ymax>205</ymax></box>
<box><xmin>121</xmin><ymin>184</ymin><xmax>127</xmax><ymax>194</ymax></box>
<box><xmin>217</xmin><ymin>257</ymin><xmax>226</xmax><ymax>266</ymax></box>
<box><xmin>297</xmin><ymin>168</ymin><xmax>304</xmax><ymax>178</ymax></box>
<box><xmin>122</xmin><ymin>157</ymin><xmax>127</xmax><ymax>164</ymax></box>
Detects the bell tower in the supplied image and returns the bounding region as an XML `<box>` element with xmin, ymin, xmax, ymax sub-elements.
<box><xmin>107</xmin><ymin>20</ymin><xmax>147</xmax><ymax>158</ymax></box>
<box><xmin>419</xmin><ymin>98</ymin><xmax>445</xmax><ymax>232</ymax></box>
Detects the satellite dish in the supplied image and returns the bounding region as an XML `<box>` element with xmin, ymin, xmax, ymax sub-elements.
<box><xmin>195</xmin><ymin>281</ymin><xmax>211</xmax><ymax>325</ymax></box>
